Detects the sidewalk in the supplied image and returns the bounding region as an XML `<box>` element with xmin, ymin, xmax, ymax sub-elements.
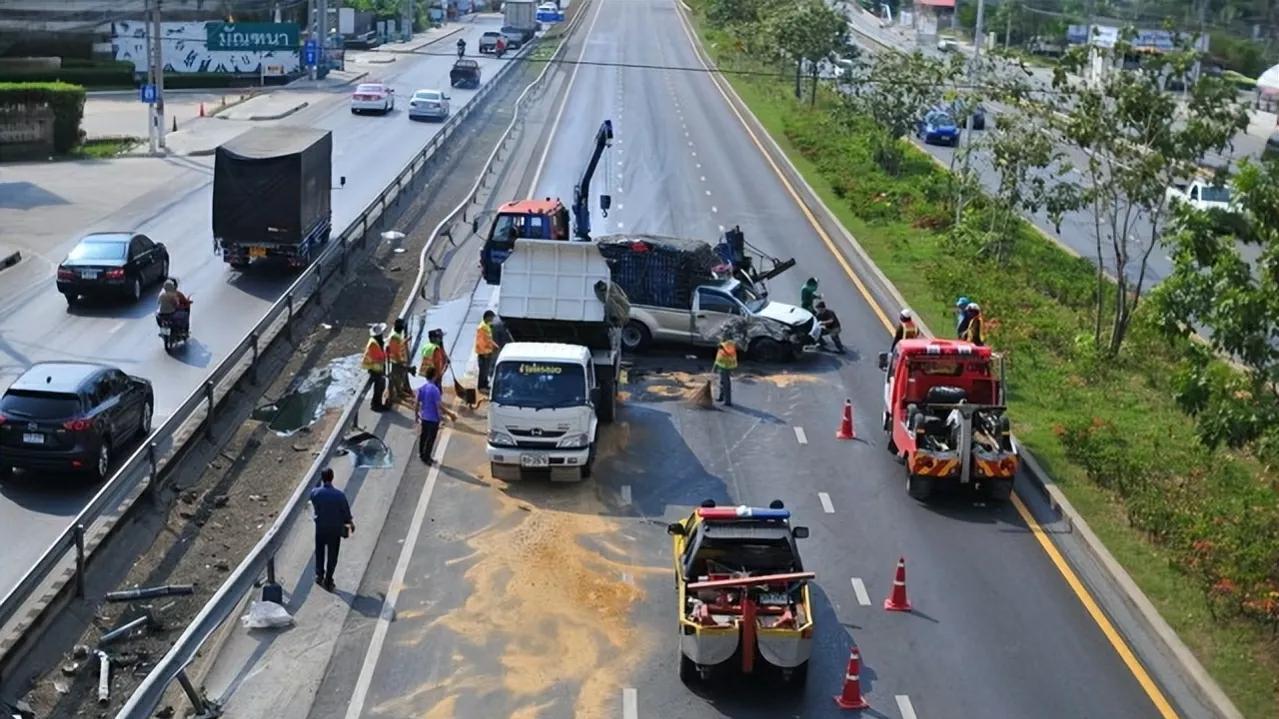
<box><xmin>198</xmin><ymin>283</ymin><xmax>495</xmax><ymax>717</ymax></box>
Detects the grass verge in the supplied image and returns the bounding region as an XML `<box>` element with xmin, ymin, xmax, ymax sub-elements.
<box><xmin>67</xmin><ymin>137</ymin><xmax>140</xmax><ymax>159</ymax></box>
<box><xmin>689</xmin><ymin>6</ymin><xmax>1279</xmax><ymax>718</ymax></box>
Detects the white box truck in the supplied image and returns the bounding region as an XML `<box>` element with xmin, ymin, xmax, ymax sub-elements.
<box><xmin>486</xmin><ymin>240</ymin><xmax>625</xmax><ymax>482</ymax></box>
<box><xmin>502</xmin><ymin>0</ymin><xmax>537</xmax><ymax>47</ymax></box>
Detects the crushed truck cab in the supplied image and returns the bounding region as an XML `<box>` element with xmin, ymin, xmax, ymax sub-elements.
<box><xmin>878</xmin><ymin>339</ymin><xmax>1018</xmax><ymax>502</ymax></box>
<box><xmin>667</xmin><ymin>505</ymin><xmax>814</xmax><ymax>687</ymax></box>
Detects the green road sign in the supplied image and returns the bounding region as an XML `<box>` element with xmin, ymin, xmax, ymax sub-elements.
<box><xmin>207</xmin><ymin>22</ymin><xmax>300</xmax><ymax>52</ymax></box>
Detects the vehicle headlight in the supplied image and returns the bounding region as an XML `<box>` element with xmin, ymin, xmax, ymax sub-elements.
<box><xmin>488</xmin><ymin>430</ymin><xmax>516</xmax><ymax>447</ymax></box>
<box><xmin>556</xmin><ymin>432</ymin><xmax>589</xmax><ymax>448</ymax></box>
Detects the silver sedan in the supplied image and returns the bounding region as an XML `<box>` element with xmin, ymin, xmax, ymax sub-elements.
<box><xmin>408</xmin><ymin>89</ymin><xmax>451</xmax><ymax>121</ymax></box>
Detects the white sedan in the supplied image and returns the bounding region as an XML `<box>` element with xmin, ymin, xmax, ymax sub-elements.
<box><xmin>408</xmin><ymin>89</ymin><xmax>450</xmax><ymax>121</ymax></box>
<box><xmin>351</xmin><ymin>83</ymin><xmax>395</xmax><ymax>114</ymax></box>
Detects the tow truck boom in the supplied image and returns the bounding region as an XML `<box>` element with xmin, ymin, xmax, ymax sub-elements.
<box><xmin>572</xmin><ymin>120</ymin><xmax>614</xmax><ymax>241</ymax></box>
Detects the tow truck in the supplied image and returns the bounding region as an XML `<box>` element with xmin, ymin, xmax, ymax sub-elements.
<box><xmin>878</xmin><ymin>338</ymin><xmax>1018</xmax><ymax>501</ymax></box>
<box><xmin>481</xmin><ymin>120</ymin><xmax>614</xmax><ymax>284</ymax></box>
<box><xmin>667</xmin><ymin>504</ymin><xmax>814</xmax><ymax>687</ymax></box>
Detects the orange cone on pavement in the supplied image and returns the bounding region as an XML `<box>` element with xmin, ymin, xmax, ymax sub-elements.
<box><xmin>836</xmin><ymin>399</ymin><xmax>856</xmax><ymax>440</ymax></box>
<box><xmin>883</xmin><ymin>556</ymin><xmax>912</xmax><ymax>612</ymax></box>
<box><xmin>833</xmin><ymin>646</ymin><xmax>870</xmax><ymax>710</ymax></box>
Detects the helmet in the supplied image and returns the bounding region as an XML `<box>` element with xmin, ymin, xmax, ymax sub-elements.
<box><xmin>899</xmin><ymin>308</ymin><xmax>913</xmax><ymax>322</ymax></box>
<box><xmin>955</xmin><ymin>296</ymin><xmax>970</xmax><ymax>308</ymax></box>
<box><xmin>162</xmin><ymin>279</ymin><xmax>176</xmax><ymax>291</ymax></box>
<box><xmin>966</xmin><ymin>302</ymin><xmax>981</xmax><ymax>314</ymax></box>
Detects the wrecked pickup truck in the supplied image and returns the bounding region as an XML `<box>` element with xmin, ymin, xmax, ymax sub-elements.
<box><xmin>596</xmin><ymin>233</ymin><xmax>818</xmax><ymax>361</ymax></box>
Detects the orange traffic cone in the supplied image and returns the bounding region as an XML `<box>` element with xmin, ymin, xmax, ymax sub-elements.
<box><xmin>835</xmin><ymin>399</ymin><xmax>855</xmax><ymax>439</ymax></box>
<box><xmin>833</xmin><ymin>646</ymin><xmax>870</xmax><ymax>710</ymax></box>
<box><xmin>883</xmin><ymin>557</ymin><xmax>912</xmax><ymax>612</ymax></box>
<box><xmin>199</xmin><ymin>102</ymin><xmax>205</xmax><ymax>117</ymax></box>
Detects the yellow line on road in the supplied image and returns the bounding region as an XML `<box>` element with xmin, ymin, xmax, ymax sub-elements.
<box><xmin>670</xmin><ymin>2</ymin><xmax>1179</xmax><ymax>715</ymax></box>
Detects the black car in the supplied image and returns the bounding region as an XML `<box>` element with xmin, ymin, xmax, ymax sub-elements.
<box><xmin>56</xmin><ymin>232</ymin><xmax>169</xmax><ymax>306</ymax></box>
<box><xmin>450</xmin><ymin>58</ymin><xmax>481</xmax><ymax>89</ymax></box>
<box><xmin>0</xmin><ymin>362</ymin><xmax>153</xmax><ymax>481</ymax></box>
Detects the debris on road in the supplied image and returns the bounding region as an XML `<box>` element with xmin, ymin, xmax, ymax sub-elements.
<box><xmin>105</xmin><ymin>585</ymin><xmax>195</xmax><ymax>603</ymax></box>
<box><xmin>97</xmin><ymin>614</ymin><xmax>151</xmax><ymax>647</ymax></box>
<box><xmin>96</xmin><ymin>650</ymin><xmax>110</xmax><ymax>704</ymax></box>
<box><xmin>241</xmin><ymin>600</ymin><xmax>294</xmax><ymax>630</ymax></box>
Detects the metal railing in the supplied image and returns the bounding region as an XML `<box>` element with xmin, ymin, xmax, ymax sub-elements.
<box><xmin>0</xmin><ymin>20</ymin><xmax>532</xmax><ymax>690</ymax></box>
<box><xmin>113</xmin><ymin>6</ymin><xmax>590</xmax><ymax>716</ymax></box>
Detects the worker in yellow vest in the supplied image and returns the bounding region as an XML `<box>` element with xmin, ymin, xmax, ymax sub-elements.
<box><xmin>418</xmin><ymin>328</ymin><xmax>449</xmax><ymax>390</ymax></box>
<box><xmin>714</xmin><ymin>338</ymin><xmax>738</xmax><ymax>407</ymax></box>
<box><xmin>475</xmin><ymin>310</ymin><xmax>499</xmax><ymax>392</ymax></box>
<box><xmin>362</xmin><ymin>323</ymin><xmax>389</xmax><ymax>412</ymax></box>
<box><xmin>961</xmin><ymin>303</ymin><xmax>985</xmax><ymax>346</ymax></box>
<box><xmin>385</xmin><ymin>318</ymin><xmax>411</xmax><ymax>406</ymax></box>
<box><xmin>892</xmin><ymin>308</ymin><xmax>920</xmax><ymax>350</ymax></box>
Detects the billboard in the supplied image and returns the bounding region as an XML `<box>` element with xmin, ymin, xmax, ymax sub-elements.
<box><xmin>207</xmin><ymin>22</ymin><xmax>300</xmax><ymax>52</ymax></box>
<box><xmin>112</xmin><ymin>21</ymin><xmax>301</xmax><ymax>75</ymax></box>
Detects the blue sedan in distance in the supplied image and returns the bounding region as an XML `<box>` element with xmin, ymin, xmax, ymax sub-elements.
<box><xmin>916</xmin><ymin>110</ymin><xmax>960</xmax><ymax>146</ymax></box>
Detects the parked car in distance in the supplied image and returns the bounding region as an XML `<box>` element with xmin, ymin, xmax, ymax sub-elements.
<box><xmin>0</xmin><ymin>362</ymin><xmax>153</xmax><ymax>481</ymax></box>
<box><xmin>916</xmin><ymin>110</ymin><xmax>960</xmax><ymax>146</ymax></box>
<box><xmin>937</xmin><ymin>36</ymin><xmax>958</xmax><ymax>52</ymax></box>
<box><xmin>479</xmin><ymin>31</ymin><xmax>506</xmax><ymax>55</ymax></box>
<box><xmin>408</xmin><ymin>89</ymin><xmax>450</xmax><ymax>121</ymax></box>
<box><xmin>351</xmin><ymin>83</ymin><xmax>394</xmax><ymax>114</ymax></box>
<box><xmin>56</xmin><ymin>232</ymin><xmax>169</xmax><ymax>306</ymax></box>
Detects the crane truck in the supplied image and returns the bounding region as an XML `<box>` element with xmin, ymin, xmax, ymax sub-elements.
<box><xmin>481</xmin><ymin>119</ymin><xmax>614</xmax><ymax>284</ymax></box>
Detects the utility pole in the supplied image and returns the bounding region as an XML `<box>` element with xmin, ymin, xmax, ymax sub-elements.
<box><xmin>146</xmin><ymin>0</ymin><xmax>166</xmax><ymax>154</ymax></box>
<box><xmin>318</xmin><ymin>0</ymin><xmax>328</xmax><ymax>76</ymax></box>
<box><xmin>403</xmin><ymin>0</ymin><xmax>415</xmax><ymax>42</ymax></box>
<box><xmin>956</xmin><ymin>0</ymin><xmax>984</xmax><ymax>225</ymax></box>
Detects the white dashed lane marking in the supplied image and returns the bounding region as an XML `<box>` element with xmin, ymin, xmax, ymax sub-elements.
<box><xmin>851</xmin><ymin>577</ymin><xmax>871</xmax><ymax>606</ymax></box>
<box><xmin>896</xmin><ymin>695</ymin><xmax>918</xmax><ymax>719</ymax></box>
<box><xmin>794</xmin><ymin>426</ymin><xmax>808</xmax><ymax>445</ymax></box>
<box><xmin>818</xmin><ymin>492</ymin><xmax>835</xmax><ymax>514</ymax></box>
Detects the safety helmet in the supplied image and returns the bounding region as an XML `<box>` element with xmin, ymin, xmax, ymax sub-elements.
<box><xmin>966</xmin><ymin>302</ymin><xmax>981</xmax><ymax>314</ymax></box>
<box><xmin>162</xmin><ymin>279</ymin><xmax>176</xmax><ymax>291</ymax></box>
<box><xmin>955</xmin><ymin>296</ymin><xmax>970</xmax><ymax>308</ymax></box>
<box><xmin>899</xmin><ymin>308</ymin><xmax>913</xmax><ymax>322</ymax></box>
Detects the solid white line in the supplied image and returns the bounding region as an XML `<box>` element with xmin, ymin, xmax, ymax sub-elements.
<box><xmin>793</xmin><ymin>426</ymin><xmax>808</xmax><ymax>445</ymax></box>
<box><xmin>530</xmin><ymin>0</ymin><xmax>607</xmax><ymax>190</ymax></box>
<box><xmin>620</xmin><ymin>484</ymin><xmax>632</xmax><ymax>505</ymax></box>
<box><xmin>622</xmin><ymin>687</ymin><xmax>638</xmax><ymax>719</ymax></box>
<box><xmin>851</xmin><ymin>577</ymin><xmax>871</xmax><ymax>606</ymax></box>
<box><xmin>344</xmin><ymin>431</ymin><xmax>453</xmax><ymax>719</ymax></box>
<box><xmin>896</xmin><ymin>695</ymin><xmax>918</xmax><ymax>719</ymax></box>
<box><xmin>818</xmin><ymin>491</ymin><xmax>835</xmax><ymax>514</ymax></box>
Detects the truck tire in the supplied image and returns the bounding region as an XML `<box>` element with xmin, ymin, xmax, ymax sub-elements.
<box><xmin>750</xmin><ymin>337</ymin><xmax>787</xmax><ymax>363</ymax></box>
<box><xmin>906</xmin><ymin>472</ymin><xmax>932</xmax><ymax>501</ymax></box>
<box><xmin>621</xmin><ymin>320</ymin><xmax>651</xmax><ymax>352</ymax></box>
<box><xmin>597</xmin><ymin>372</ymin><xmax>616</xmax><ymax>423</ymax></box>
<box><xmin>784</xmin><ymin>661</ymin><xmax>809</xmax><ymax>689</ymax></box>
<box><xmin>678</xmin><ymin>650</ymin><xmax>697</xmax><ymax>685</ymax></box>
<box><xmin>988</xmin><ymin>479</ymin><xmax>1014</xmax><ymax>503</ymax></box>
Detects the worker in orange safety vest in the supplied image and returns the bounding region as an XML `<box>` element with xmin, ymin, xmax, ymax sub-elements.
<box><xmin>713</xmin><ymin>339</ymin><xmax>737</xmax><ymax>406</ymax></box>
<box><xmin>385</xmin><ymin>318</ymin><xmax>412</xmax><ymax>406</ymax></box>
<box><xmin>362</xmin><ymin>323</ymin><xmax>389</xmax><ymax>412</ymax></box>
<box><xmin>418</xmin><ymin>328</ymin><xmax>449</xmax><ymax>390</ymax></box>
<box><xmin>475</xmin><ymin>310</ymin><xmax>499</xmax><ymax>392</ymax></box>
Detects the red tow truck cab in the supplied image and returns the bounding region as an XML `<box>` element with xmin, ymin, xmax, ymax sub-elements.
<box><xmin>480</xmin><ymin>198</ymin><xmax>570</xmax><ymax>284</ymax></box>
<box><xmin>878</xmin><ymin>338</ymin><xmax>1018</xmax><ymax>502</ymax></box>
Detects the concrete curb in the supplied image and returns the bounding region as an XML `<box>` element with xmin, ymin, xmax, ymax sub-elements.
<box><xmin>674</xmin><ymin>3</ymin><xmax>1244</xmax><ymax>718</ymax></box>
<box><xmin>216</xmin><ymin>100</ymin><xmax>309</xmax><ymax>122</ymax></box>
<box><xmin>0</xmin><ymin>251</ymin><xmax>21</xmax><ymax>272</ymax></box>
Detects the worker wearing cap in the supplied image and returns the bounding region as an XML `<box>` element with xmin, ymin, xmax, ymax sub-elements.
<box><xmin>954</xmin><ymin>296</ymin><xmax>972</xmax><ymax>337</ymax></box>
<box><xmin>713</xmin><ymin>338</ymin><xmax>738</xmax><ymax>407</ymax></box>
<box><xmin>362</xmin><ymin>323</ymin><xmax>389</xmax><ymax>412</ymax></box>
<box><xmin>385</xmin><ymin>318</ymin><xmax>412</xmax><ymax>406</ymax></box>
<box><xmin>418</xmin><ymin>328</ymin><xmax>450</xmax><ymax>390</ymax></box>
<box><xmin>475</xmin><ymin>311</ymin><xmax>499</xmax><ymax>392</ymax></box>
<box><xmin>892</xmin><ymin>308</ymin><xmax>920</xmax><ymax>350</ymax></box>
<box><xmin>961</xmin><ymin>303</ymin><xmax>985</xmax><ymax>346</ymax></box>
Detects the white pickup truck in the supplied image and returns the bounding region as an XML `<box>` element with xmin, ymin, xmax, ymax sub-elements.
<box><xmin>1164</xmin><ymin>179</ymin><xmax>1236</xmax><ymax>213</ymax></box>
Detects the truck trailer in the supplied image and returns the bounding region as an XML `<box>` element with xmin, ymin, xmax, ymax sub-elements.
<box><xmin>486</xmin><ymin>239</ymin><xmax>626</xmax><ymax>482</ymax></box>
<box><xmin>212</xmin><ymin>126</ymin><xmax>332</xmax><ymax>270</ymax></box>
<box><xmin>502</xmin><ymin>0</ymin><xmax>538</xmax><ymax>47</ymax></box>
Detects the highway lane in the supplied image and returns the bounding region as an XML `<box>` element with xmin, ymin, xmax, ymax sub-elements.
<box><xmin>0</xmin><ymin>18</ymin><xmax>513</xmax><ymax>596</ymax></box>
<box><xmin>329</xmin><ymin>0</ymin><xmax>1208</xmax><ymax>715</ymax></box>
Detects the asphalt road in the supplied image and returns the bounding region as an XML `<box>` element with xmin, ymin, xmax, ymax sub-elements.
<box><xmin>310</xmin><ymin>0</ymin><xmax>1212</xmax><ymax>715</ymax></box>
<box><xmin>0</xmin><ymin>19</ymin><xmax>510</xmax><ymax>598</ymax></box>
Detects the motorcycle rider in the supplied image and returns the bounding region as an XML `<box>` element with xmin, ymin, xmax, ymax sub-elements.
<box><xmin>457</xmin><ymin>37</ymin><xmax>466</xmax><ymax>58</ymax></box>
<box><xmin>156</xmin><ymin>278</ymin><xmax>191</xmax><ymax>329</ymax></box>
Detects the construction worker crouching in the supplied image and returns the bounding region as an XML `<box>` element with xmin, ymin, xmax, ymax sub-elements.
<box><xmin>960</xmin><ymin>303</ymin><xmax>985</xmax><ymax>346</ymax></box>
<box><xmin>385</xmin><ymin>318</ymin><xmax>412</xmax><ymax>406</ymax></box>
<box><xmin>892</xmin><ymin>308</ymin><xmax>920</xmax><ymax>349</ymax></box>
<box><xmin>363</xmin><ymin>323</ymin><xmax>389</xmax><ymax>413</ymax></box>
<box><xmin>714</xmin><ymin>338</ymin><xmax>738</xmax><ymax>407</ymax></box>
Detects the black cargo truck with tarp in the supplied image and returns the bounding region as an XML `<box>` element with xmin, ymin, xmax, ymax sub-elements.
<box><xmin>213</xmin><ymin>126</ymin><xmax>332</xmax><ymax>270</ymax></box>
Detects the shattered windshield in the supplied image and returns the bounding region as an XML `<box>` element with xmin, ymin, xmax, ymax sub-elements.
<box><xmin>729</xmin><ymin>282</ymin><xmax>768</xmax><ymax>313</ymax></box>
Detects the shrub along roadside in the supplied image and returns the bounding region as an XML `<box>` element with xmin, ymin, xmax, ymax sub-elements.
<box><xmin>0</xmin><ymin>81</ymin><xmax>86</xmax><ymax>153</ymax></box>
<box><xmin>687</xmin><ymin>5</ymin><xmax>1279</xmax><ymax>717</ymax></box>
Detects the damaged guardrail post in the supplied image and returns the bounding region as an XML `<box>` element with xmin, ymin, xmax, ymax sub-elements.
<box><xmin>73</xmin><ymin>524</ymin><xmax>86</xmax><ymax>599</ymax></box>
<box><xmin>204</xmin><ymin>380</ymin><xmax>215</xmax><ymax>440</ymax></box>
<box><xmin>261</xmin><ymin>556</ymin><xmax>283</xmax><ymax>604</ymax></box>
<box><xmin>176</xmin><ymin>668</ymin><xmax>220</xmax><ymax>718</ymax></box>
<box><xmin>249</xmin><ymin>332</ymin><xmax>260</xmax><ymax>385</ymax></box>
<box><xmin>286</xmin><ymin>292</ymin><xmax>295</xmax><ymax>343</ymax></box>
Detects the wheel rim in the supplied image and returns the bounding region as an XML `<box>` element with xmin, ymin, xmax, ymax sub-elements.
<box><xmin>132</xmin><ymin>279</ymin><xmax>141</xmax><ymax>300</ymax></box>
<box><xmin>141</xmin><ymin>403</ymin><xmax>152</xmax><ymax>434</ymax></box>
<box><xmin>98</xmin><ymin>444</ymin><xmax>109</xmax><ymax>478</ymax></box>
<box><xmin>622</xmin><ymin>326</ymin><xmax>641</xmax><ymax>348</ymax></box>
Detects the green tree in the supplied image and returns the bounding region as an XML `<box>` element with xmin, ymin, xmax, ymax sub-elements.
<box><xmin>842</xmin><ymin>50</ymin><xmax>954</xmax><ymax>174</ymax></box>
<box><xmin>1050</xmin><ymin>29</ymin><xmax>1246</xmax><ymax>356</ymax></box>
<box><xmin>1154</xmin><ymin>160</ymin><xmax>1279</xmax><ymax>453</ymax></box>
<box><xmin>762</xmin><ymin>0</ymin><xmax>851</xmax><ymax>103</ymax></box>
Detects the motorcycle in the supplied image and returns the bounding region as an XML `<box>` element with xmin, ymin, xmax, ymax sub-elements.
<box><xmin>157</xmin><ymin>298</ymin><xmax>193</xmax><ymax>352</ymax></box>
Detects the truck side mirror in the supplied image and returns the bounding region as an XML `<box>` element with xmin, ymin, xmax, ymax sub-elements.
<box><xmin>600</xmin><ymin>194</ymin><xmax>611</xmax><ymax>212</ymax></box>
<box><xmin>340</xmin><ymin>176</ymin><xmax>346</xmax><ymax>188</ymax></box>
<box><xmin>666</xmin><ymin>522</ymin><xmax>687</xmax><ymax>536</ymax></box>
<box><xmin>877</xmin><ymin>352</ymin><xmax>889</xmax><ymax>371</ymax></box>
<box><xmin>792</xmin><ymin>526</ymin><xmax>810</xmax><ymax>539</ymax></box>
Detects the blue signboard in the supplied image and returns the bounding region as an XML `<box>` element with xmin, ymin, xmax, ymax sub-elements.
<box><xmin>303</xmin><ymin>38</ymin><xmax>319</xmax><ymax>66</ymax></box>
<box><xmin>536</xmin><ymin>5</ymin><xmax>564</xmax><ymax>23</ymax></box>
<box><xmin>140</xmin><ymin>84</ymin><xmax>157</xmax><ymax>103</ymax></box>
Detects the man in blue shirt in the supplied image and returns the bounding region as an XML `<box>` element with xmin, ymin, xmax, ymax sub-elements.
<box><xmin>415</xmin><ymin>366</ymin><xmax>456</xmax><ymax>464</ymax></box>
<box><xmin>310</xmin><ymin>467</ymin><xmax>353</xmax><ymax>591</ymax></box>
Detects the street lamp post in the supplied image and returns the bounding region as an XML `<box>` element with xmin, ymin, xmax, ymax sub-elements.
<box><xmin>956</xmin><ymin>0</ymin><xmax>984</xmax><ymax>225</ymax></box>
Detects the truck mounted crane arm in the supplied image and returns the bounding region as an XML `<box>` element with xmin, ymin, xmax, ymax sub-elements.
<box><xmin>572</xmin><ymin>119</ymin><xmax>614</xmax><ymax>241</ymax></box>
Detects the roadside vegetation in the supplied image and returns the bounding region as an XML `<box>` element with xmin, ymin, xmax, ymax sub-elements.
<box><xmin>688</xmin><ymin>0</ymin><xmax>1279</xmax><ymax>714</ymax></box>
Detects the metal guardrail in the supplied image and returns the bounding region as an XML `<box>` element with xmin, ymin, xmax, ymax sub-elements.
<box><xmin>0</xmin><ymin>19</ymin><xmax>537</xmax><ymax>690</ymax></box>
<box><xmin>114</xmin><ymin>8</ymin><xmax>589</xmax><ymax>716</ymax></box>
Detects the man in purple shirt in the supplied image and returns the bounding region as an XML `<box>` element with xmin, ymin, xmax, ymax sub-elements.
<box><xmin>415</xmin><ymin>366</ymin><xmax>456</xmax><ymax>464</ymax></box>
